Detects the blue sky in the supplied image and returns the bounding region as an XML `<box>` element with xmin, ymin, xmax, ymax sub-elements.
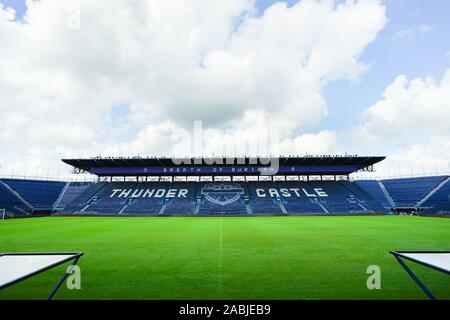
<box><xmin>256</xmin><ymin>0</ymin><xmax>450</xmax><ymax>139</ymax></box>
<box><xmin>2</xmin><ymin>0</ymin><xmax>448</xmax><ymax>134</ymax></box>
<box><xmin>321</xmin><ymin>0</ymin><xmax>450</xmax><ymax>133</ymax></box>
<box><xmin>1</xmin><ymin>0</ymin><xmax>26</xmax><ymax>20</ymax></box>
<box><xmin>1</xmin><ymin>0</ymin><xmax>449</xmax><ymax>176</ymax></box>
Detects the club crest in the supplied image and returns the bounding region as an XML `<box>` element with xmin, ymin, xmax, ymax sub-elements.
<box><xmin>201</xmin><ymin>183</ymin><xmax>244</xmax><ymax>206</ymax></box>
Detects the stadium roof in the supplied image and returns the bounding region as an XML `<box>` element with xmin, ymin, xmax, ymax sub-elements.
<box><xmin>62</xmin><ymin>156</ymin><xmax>385</xmax><ymax>176</ymax></box>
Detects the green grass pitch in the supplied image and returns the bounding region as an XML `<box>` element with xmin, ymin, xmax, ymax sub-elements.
<box><xmin>0</xmin><ymin>215</ymin><xmax>449</xmax><ymax>300</ymax></box>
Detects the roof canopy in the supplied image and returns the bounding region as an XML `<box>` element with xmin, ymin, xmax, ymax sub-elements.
<box><xmin>62</xmin><ymin>156</ymin><xmax>385</xmax><ymax>176</ymax></box>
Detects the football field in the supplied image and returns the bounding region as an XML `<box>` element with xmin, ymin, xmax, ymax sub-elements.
<box><xmin>0</xmin><ymin>215</ymin><xmax>449</xmax><ymax>300</ymax></box>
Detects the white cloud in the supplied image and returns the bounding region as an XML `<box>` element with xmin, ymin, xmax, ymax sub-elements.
<box><xmin>279</xmin><ymin>130</ymin><xmax>338</xmax><ymax>155</ymax></box>
<box><xmin>0</xmin><ymin>0</ymin><xmax>387</xmax><ymax>176</ymax></box>
<box><xmin>355</xmin><ymin>69</ymin><xmax>450</xmax><ymax>176</ymax></box>
<box><xmin>357</xmin><ymin>69</ymin><xmax>450</xmax><ymax>142</ymax></box>
<box><xmin>418</xmin><ymin>24</ymin><xmax>433</xmax><ymax>34</ymax></box>
<box><xmin>385</xmin><ymin>137</ymin><xmax>450</xmax><ymax>175</ymax></box>
<box><xmin>393</xmin><ymin>24</ymin><xmax>433</xmax><ymax>42</ymax></box>
<box><xmin>355</xmin><ymin>136</ymin><xmax>450</xmax><ymax>180</ymax></box>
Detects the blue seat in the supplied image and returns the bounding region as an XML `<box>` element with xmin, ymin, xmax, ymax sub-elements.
<box><xmin>2</xmin><ymin>179</ymin><xmax>65</xmax><ymax>211</ymax></box>
<box><xmin>354</xmin><ymin>180</ymin><xmax>391</xmax><ymax>210</ymax></box>
<box><xmin>381</xmin><ymin>176</ymin><xmax>447</xmax><ymax>207</ymax></box>
<box><xmin>60</xmin><ymin>180</ymin><xmax>388</xmax><ymax>215</ymax></box>
<box><xmin>422</xmin><ymin>178</ymin><xmax>450</xmax><ymax>214</ymax></box>
<box><xmin>0</xmin><ymin>181</ymin><xmax>31</xmax><ymax>216</ymax></box>
<box><xmin>56</xmin><ymin>182</ymin><xmax>93</xmax><ymax>210</ymax></box>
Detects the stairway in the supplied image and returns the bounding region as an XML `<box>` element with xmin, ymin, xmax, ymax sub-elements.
<box><xmin>53</xmin><ymin>182</ymin><xmax>70</xmax><ymax>210</ymax></box>
<box><xmin>194</xmin><ymin>202</ymin><xmax>200</xmax><ymax>214</ymax></box>
<box><xmin>357</xmin><ymin>202</ymin><xmax>371</xmax><ymax>212</ymax></box>
<box><xmin>316</xmin><ymin>199</ymin><xmax>330</xmax><ymax>213</ymax></box>
<box><xmin>416</xmin><ymin>176</ymin><xmax>450</xmax><ymax>207</ymax></box>
<box><xmin>279</xmin><ymin>201</ymin><xmax>288</xmax><ymax>214</ymax></box>
<box><xmin>378</xmin><ymin>181</ymin><xmax>396</xmax><ymax>208</ymax></box>
<box><xmin>159</xmin><ymin>203</ymin><xmax>168</xmax><ymax>215</ymax></box>
<box><xmin>0</xmin><ymin>179</ymin><xmax>34</xmax><ymax>210</ymax></box>
<box><xmin>118</xmin><ymin>202</ymin><xmax>129</xmax><ymax>215</ymax></box>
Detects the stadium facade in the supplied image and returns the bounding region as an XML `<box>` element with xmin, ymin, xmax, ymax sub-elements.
<box><xmin>1</xmin><ymin>156</ymin><xmax>449</xmax><ymax>217</ymax></box>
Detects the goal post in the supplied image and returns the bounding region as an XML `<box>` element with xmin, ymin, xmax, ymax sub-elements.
<box><xmin>0</xmin><ymin>209</ymin><xmax>6</xmax><ymax>220</ymax></box>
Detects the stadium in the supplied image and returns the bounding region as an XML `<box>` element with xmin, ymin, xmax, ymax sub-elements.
<box><xmin>0</xmin><ymin>155</ymin><xmax>449</xmax><ymax>300</ymax></box>
<box><xmin>1</xmin><ymin>0</ymin><xmax>449</xmax><ymax>310</ymax></box>
<box><xmin>2</xmin><ymin>155</ymin><xmax>450</xmax><ymax>217</ymax></box>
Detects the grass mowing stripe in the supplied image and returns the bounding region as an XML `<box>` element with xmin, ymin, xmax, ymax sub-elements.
<box><xmin>219</xmin><ymin>217</ymin><xmax>223</xmax><ymax>295</ymax></box>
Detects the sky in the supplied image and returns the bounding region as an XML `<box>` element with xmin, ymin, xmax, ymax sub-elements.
<box><xmin>0</xmin><ymin>0</ymin><xmax>449</xmax><ymax>179</ymax></box>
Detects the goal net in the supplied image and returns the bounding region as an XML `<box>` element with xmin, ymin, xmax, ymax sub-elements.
<box><xmin>0</xmin><ymin>209</ymin><xmax>6</xmax><ymax>220</ymax></box>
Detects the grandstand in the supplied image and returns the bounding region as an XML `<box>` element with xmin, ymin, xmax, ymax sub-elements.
<box><xmin>381</xmin><ymin>176</ymin><xmax>448</xmax><ymax>208</ymax></box>
<box><xmin>0</xmin><ymin>179</ymin><xmax>65</xmax><ymax>216</ymax></box>
<box><xmin>1</xmin><ymin>155</ymin><xmax>449</xmax><ymax>217</ymax></box>
<box><xmin>59</xmin><ymin>155</ymin><xmax>388</xmax><ymax>215</ymax></box>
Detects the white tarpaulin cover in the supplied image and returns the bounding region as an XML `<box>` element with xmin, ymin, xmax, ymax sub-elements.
<box><xmin>0</xmin><ymin>254</ymin><xmax>76</xmax><ymax>288</ymax></box>
<box><xmin>399</xmin><ymin>252</ymin><xmax>450</xmax><ymax>273</ymax></box>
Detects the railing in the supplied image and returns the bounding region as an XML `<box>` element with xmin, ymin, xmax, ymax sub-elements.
<box><xmin>1</xmin><ymin>171</ymin><xmax>449</xmax><ymax>183</ymax></box>
<box><xmin>0</xmin><ymin>173</ymin><xmax>97</xmax><ymax>183</ymax></box>
<box><xmin>350</xmin><ymin>171</ymin><xmax>450</xmax><ymax>181</ymax></box>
